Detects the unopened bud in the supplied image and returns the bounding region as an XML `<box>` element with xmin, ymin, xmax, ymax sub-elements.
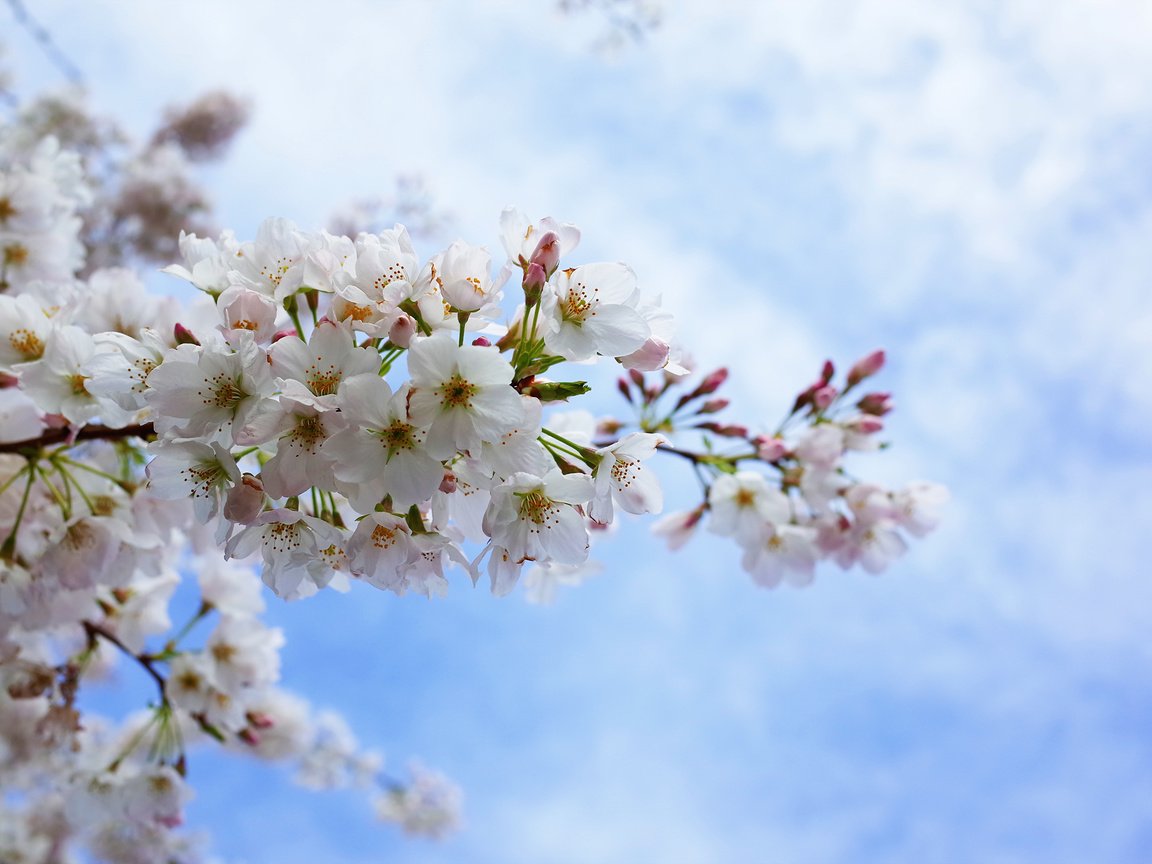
<box><xmin>753</xmin><ymin>435</ymin><xmax>788</xmax><ymax>461</ymax></box>
<box><xmin>847</xmin><ymin>415</ymin><xmax>885</xmax><ymax>435</ymax></box>
<box><xmin>847</xmin><ymin>349</ymin><xmax>885</xmax><ymax>388</ymax></box>
<box><xmin>857</xmin><ymin>392</ymin><xmax>893</xmax><ymax>416</ymax></box>
<box><xmin>0</xmin><ymin>372</ymin><xmax>16</xmax><ymax>388</ymax></box>
<box><xmin>695</xmin><ymin>421</ymin><xmax>749</xmax><ymax>438</ymax></box>
<box><xmin>693</xmin><ymin>367</ymin><xmax>729</xmax><ymax>398</ymax></box>
<box><xmin>628</xmin><ymin>369</ymin><xmax>645</xmax><ymax>389</ymax></box>
<box><xmin>246</xmin><ymin>711</ymin><xmax>275</xmax><ymax>729</ymax></box>
<box><xmin>522</xmin><ymin>262</ymin><xmax>547</xmax><ymax>308</ymax></box>
<box><xmin>471</xmin><ymin>336</ymin><xmax>491</xmax><ymax>347</ymax></box>
<box><xmin>238</xmin><ymin>728</ymin><xmax>260</xmax><ymax>746</ymax></box>
<box><xmin>388</xmin><ymin>314</ymin><xmax>416</xmax><ymax>348</ymax></box>
<box><xmin>223</xmin><ymin>474</ymin><xmax>264</xmax><ymax>524</ymax></box>
<box><xmin>820</xmin><ymin>360</ymin><xmax>835</xmax><ymax>384</ymax></box>
<box><xmin>174</xmin><ymin>323</ymin><xmax>200</xmax><ymax>346</ymax></box>
<box><xmin>524</xmin><ymin>380</ymin><xmax>591</xmax><ymax>403</ymax></box>
<box><xmin>528</xmin><ymin>231</ymin><xmax>561</xmax><ymax>276</ymax></box>
<box><xmin>617</xmin><ymin>377</ymin><xmax>633</xmax><ymax>404</ymax></box>
<box><xmin>271</xmin><ymin>327</ymin><xmax>298</xmax><ymax>343</ymax></box>
<box><xmin>813</xmin><ymin>385</ymin><xmax>837</xmax><ymax>411</ymax></box>
<box><xmin>697</xmin><ymin>398</ymin><xmax>729</xmax><ymax>415</ymax></box>
<box><xmin>305</xmin><ymin>288</ymin><xmax>320</xmax><ymax>315</ymax></box>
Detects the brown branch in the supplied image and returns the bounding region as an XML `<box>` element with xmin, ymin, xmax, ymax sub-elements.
<box><xmin>0</xmin><ymin>422</ymin><xmax>155</xmax><ymax>455</ymax></box>
<box><xmin>81</xmin><ymin>619</ymin><xmax>167</xmax><ymax>698</ymax></box>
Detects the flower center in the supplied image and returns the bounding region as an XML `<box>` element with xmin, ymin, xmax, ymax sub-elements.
<box><xmin>9</xmin><ymin>328</ymin><xmax>44</xmax><ymax>361</ymax></box>
<box><xmin>439</xmin><ymin>373</ymin><xmax>477</xmax><ymax>409</ymax></box>
<box><xmin>518</xmin><ymin>490</ymin><xmax>559</xmax><ymax>526</ymax></box>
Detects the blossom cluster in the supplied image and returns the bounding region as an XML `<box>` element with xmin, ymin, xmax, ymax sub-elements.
<box><xmin>628</xmin><ymin>357</ymin><xmax>949</xmax><ymax>588</ymax></box>
<box><xmin>0</xmin><ymin>123</ymin><xmax>943</xmax><ymax>862</ymax></box>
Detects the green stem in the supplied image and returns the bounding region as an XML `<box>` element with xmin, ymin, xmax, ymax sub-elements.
<box><xmin>0</xmin><ymin>461</ymin><xmax>34</xmax><ymax>559</ymax></box>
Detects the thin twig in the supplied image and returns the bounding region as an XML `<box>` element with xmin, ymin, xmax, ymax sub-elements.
<box><xmin>2</xmin><ymin>0</ymin><xmax>84</xmax><ymax>85</ymax></box>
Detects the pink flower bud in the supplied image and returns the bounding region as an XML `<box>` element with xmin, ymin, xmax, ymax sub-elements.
<box><xmin>617</xmin><ymin>377</ymin><xmax>633</xmax><ymax>403</ymax></box>
<box><xmin>471</xmin><ymin>336</ymin><xmax>491</xmax><ymax>347</ymax></box>
<box><xmin>695</xmin><ymin>421</ymin><xmax>748</xmax><ymax>438</ymax></box>
<box><xmin>697</xmin><ymin>397</ymin><xmax>729</xmax><ymax>415</ymax></box>
<box><xmin>246</xmin><ymin>711</ymin><xmax>275</xmax><ymax>729</ymax></box>
<box><xmin>223</xmin><ymin>474</ymin><xmax>264</xmax><ymax>524</ymax></box>
<box><xmin>753</xmin><ymin>435</ymin><xmax>788</xmax><ymax>461</ymax></box>
<box><xmin>0</xmin><ymin>372</ymin><xmax>17</xmax><ymax>388</ymax></box>
<box><xmin>813</xmin><ymin>385</ymin><xmax>837</xmax><ymax>411</ymax></box>
<box><xmin>847</xmin><ymin>416</ymin><xmax>885</xmax><ymax>435</ymax></box>
<box><xmin>528</xmin><ymin>231</ymin><xmax>561</xmax><ymax>276</ymax></box>
<box><xmin>522</xmin><ymin>261</ymin><xmax>547</xmax><ymax>307</ymax></box>
<box><xmin>820</xmin><ymin>360</ymin><xmax>835</xmax><ymax>384</ymax></box>
<box><xmin>238</xmin><ymin>728</ymin><xmax>260</xmax><ymax>746</ymax></box>
<box><xmin>388</xmin><ymin>314</ymin><xmax>416</xmax><ymax>348</ymax></box>
<box><xmin>693</xmin><ymin>368</ymin><xmax>729</xmax><ymax>398</ymax></box>
<box><xmin>857</xmin><ymin>392</ymin><xmax>894</xmax><ymax>416</ymax></box>
<box><xmin>271</xmin><ymin>327</ymin><xmax>298</xmax><ymax>343</ymax></box>
<box><xmin>173</xmin><ymin>323</ymin><xmax>200</xmax><ymax>346</ymax></box>
<box><xmin>847</xmin><ymin>349</ymin><xmax>885</xmax><ymax>387</ymax></box>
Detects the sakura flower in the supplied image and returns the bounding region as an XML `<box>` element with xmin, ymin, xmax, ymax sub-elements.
<box><xmin>253</xmin><ymin>394</ymin><xmax>345</xmax><ymax>500</ymax></box>
<box><xmin>121</xmin><ymin>765</ymin><xmax>192</xmax><ymax>829</ymax></box>
<box><xmin>145</xmin><ymin>332</ymin><xmax>275</xmax><ymax>445</ymax></box>
<box><xmin>429</xmin><ymin>240</ymin><xmax>499</xmax><ymax>314</ymax></box>
<box><xmin>740</xmin><ymin>522</ymin><xmax>819</xmax><ymax>588</ymax></box>
<box><xmin>708</xmin><ymin>471</ymin><xmax>791</xmax><ymax>546</ymax></box>
<box><xmin>407</xmin><ymin>335</ymin><xmax>522</xmax><ymax>460</ymax></box>
<box><xmin>16</xmin><ymin>325</ymin><xmax>101</xmax><ymax>424</ymax></box>
<box><xmin>86</xmin><ymin>329</ymin><xmax>168</xmax><ymax>420</ymax></box>
<box><xmin>346</xmin><ymin>512</ymin><xmax>417</xmax><ymax>591</ymax></box>
<box><xmin>232</xmin><ymin>217</ymin><xmax>313</xmax><ymax>300</ymax></box>
<box><xmin>323</xmin><ymin>375</ymin><xmax>442</xmax><ymax>512</ymax></box>
<box><xmin>892</xmin><ymin>482</ymin><xmax>949</xmax><ymax>537</ymax></box>
<box><xmin>483</xmin><ymin>469</ymin><xmax>594</xmax><ymax>566</ymax></box>
<box><xmin>216</xmin><ymin>283</ymin><xmax>279</xmax><ymax>344</ymax></box>
<box><xmin>375</xmin><ymin>762</ymin><xmax>462</xmax><ymax>839</ymax></box>
<box><xmin>145</xmin><ymin>440</ymin><xmax>240</xmax><ymax>521</ymax></box>
<box><xmin>396</xmin><ymin>532</ymin><xmax>470</xmax><ymax>598</ymax></box>
<box><xmin>589</xmin><ymin>431</ymin><xmax>665</xmax><ymax>523</ymax></box>
<box><xmin>499</xmin><ymin>207</ymin><xmax>580</xmax><ymax>267</ymax></box>
<box><xmin>161</xmin><ymin>228</ymin><xmax>240</xmax><ymax>297</ymax></box>
<box><xmin>268</xmin><ymin>319</ymin><xmax>377</xmax><ymax>409</ymax></box>
<box><xmin>0</xmin><ymin>293</ymin><xmax>52</xmax><ymax>371</ymax></box>
<box><xmin>225</xmin><ymin>509</ymin><xmax>346</xmax><ymax>599</ymax></box>
<box><xmin>477</xmin><ymin>394</ymin><xmax>551</xmax><ymax>479</ymax></box>
<box><xmin>793</xmin><ymin>423</ymin><xmax>845</xmax><ymax>469</ymax></box>
<box><xmin>204</xmin><ymin>615</ymin><xmax>284</xmax><ymax>690</ymax></box>
<box><xmin>540</xmin><ymin>262</ymin><xmax>649</xmax><ymax>361</ymax></box>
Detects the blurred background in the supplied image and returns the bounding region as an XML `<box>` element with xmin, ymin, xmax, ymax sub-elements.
<box><xmin>4</xmin><ymin>0</ymin><xmax>1151</xmax><ymax>861</ymax></box>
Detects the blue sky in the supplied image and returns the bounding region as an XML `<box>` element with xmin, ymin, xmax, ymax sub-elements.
<box><xmin>6</xmin><ymin>0</ymin><xmax>1152</xmax><ymax>861</ymax></box>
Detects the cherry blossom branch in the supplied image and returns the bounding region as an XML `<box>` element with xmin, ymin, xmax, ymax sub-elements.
<box><xmin>0</xmin><ymin>422</ymin><xmax>155</xmax><ymax>455</ymax></box>
<box><xmin>81</xmin><ymin>619</ymin><xmax>168</xmax><ymax>699</ymax></box>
